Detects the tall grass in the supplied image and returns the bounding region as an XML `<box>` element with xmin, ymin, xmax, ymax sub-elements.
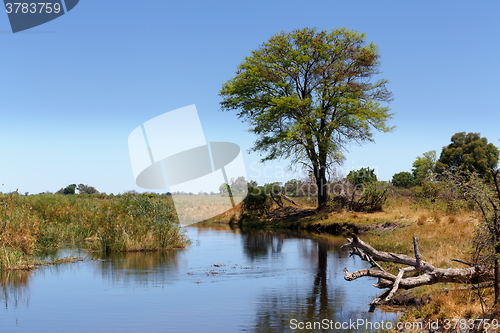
<box><xmin>0</xmin><ymin>193</ymin><xmax>187</xmax><ymax>269</ymax></box>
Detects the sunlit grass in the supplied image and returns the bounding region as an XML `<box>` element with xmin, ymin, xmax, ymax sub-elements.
<box><xmin>0</xmin><ymin>193</ymin><xmax>188</xmax><ymax>269</ymax></box>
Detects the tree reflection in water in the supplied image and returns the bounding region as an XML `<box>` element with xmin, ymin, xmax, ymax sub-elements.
<box><xmin>241</xmin><ymin>231</ymin><xmax>391</xmax><ymax>333</ymax></box>
<box><xmin>88</xmin><ymin>250</ymin><xmax>180</xmax><ymax>286</ymax></box>
<box><xmin>242</xmin><ymin>230</ymin><xmax>285</xmax><ymax>261</ymax></box>
<box><xmin>0</xmin><ymin>270</ymin><xmax>31</xmax><ymax>309</ymax></box>
<box><xmin>0</xmin><ymin>226</ymin><xmax>395</xmax><ymax>332</ymax></box>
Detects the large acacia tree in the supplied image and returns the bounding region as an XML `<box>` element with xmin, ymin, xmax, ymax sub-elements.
<box><xmin>220</xmin><ymin>28</ymin><xmax>393</xmax><ymax>208</ymax></box>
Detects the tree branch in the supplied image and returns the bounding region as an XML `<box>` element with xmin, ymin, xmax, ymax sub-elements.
<box><xmin>342</xmin><ymin>234</ymin><xmax>494</xmax><ymax>309</ymax></box>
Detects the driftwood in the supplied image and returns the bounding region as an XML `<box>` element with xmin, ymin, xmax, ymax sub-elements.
<box><xmin>269</xmin><ymin>192</ymin><xmax>300</xmax><ymax>207</ymax></box>
<box><xmin>278</xmin><ymin>193</ymin><xmax>300</xmax><ymax>206</ymax></box>
<box><xmin>341</xmin><ymin>234</ymin><xmax>493</xmax><ymax>310</ymax></box>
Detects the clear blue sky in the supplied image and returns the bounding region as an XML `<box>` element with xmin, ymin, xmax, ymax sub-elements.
<box><xmin>1</xmin><ymin>0</ymin><xmax>499</xmax><ymax>194</ymax></box>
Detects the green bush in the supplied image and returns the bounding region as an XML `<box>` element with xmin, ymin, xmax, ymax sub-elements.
<box><xmin>352</xmin><ymin>182</ymin><xmax>389</xmax><ymax>212</ymax></box>
<box><xmin>392</xmin><ymin>171</ymin><xmax>414</xmax><ymax>188</ymax></box>
<box><xmin>347</xmin><ymin>167</ymin><xmax>377</xmax><ymax>185</ymax></box>
<box><xmin>411</xmin><ymin>180</ymin><xmax>441</xmax><ymax>203</ymax></box>
<box><xmin>241</xmin><ymin>185</ymin><xmax>273</xmax><ymax>217</ymax></box>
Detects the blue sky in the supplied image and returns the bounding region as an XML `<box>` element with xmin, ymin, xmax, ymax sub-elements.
<box><xmin>0</xmin><ymin>0</ymin><xmax>499</xmax><ymax>194</ymax></box>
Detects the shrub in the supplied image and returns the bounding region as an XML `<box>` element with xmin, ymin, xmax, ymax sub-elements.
<box><xmin>351</xmin><ymin>182</ymin><xmax>389</xmax><ymax>212</ymax></box>
<box><xmin>63</xmin><ymin>184</ymin><xmax>77</xmax><ymax>195</ymax></box>
<box><xmin>346</xmin><ymin>167</ymin><xmax>377</xmax><ymax>185</ymax></box>
<box><xmin>392</xmin><ymin>171</ymin><xmax>414</xmax><ymax>188</ymax></box>
<box><xmin>241</xmin><ymin>185</ymin><xmax>273</xmax><ymax>217</ymax></box>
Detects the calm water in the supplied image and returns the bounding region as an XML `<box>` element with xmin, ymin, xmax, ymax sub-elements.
<box><xmin>0</xmin><ymin>225</ymin><xmax>397</xmax><ymax>332</ymax></box>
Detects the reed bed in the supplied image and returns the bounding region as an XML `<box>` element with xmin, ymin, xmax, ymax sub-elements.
<box><xmin>0</xmin><ymin>193</ymin><xmax>188</xmax><ymax>269</ymax></box>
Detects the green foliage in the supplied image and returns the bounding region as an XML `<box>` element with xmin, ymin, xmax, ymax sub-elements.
<box><xmin>77</xmin><ymin>184</ymin><xmax>99</xmax><ymax>195</ymax></box>
<box><xmin>412</xmin><ymin>150</ymin><xmax>436</xmax><ymax>185</ymax></box>
<box><xmin>435</xmin><ymin>132</ymin><xmax>499</xmax><ymax>182</ymax></box>
<box><xmin>263</xmin><ymin>182</ymin><xmax>283</xmax><ymax>195</ymax></box>
<box><xmin>409</xmin><ymin>180</ymin><xmax>465</xmax><ymax>212</ymax></box>
<box><xmin>346</xmin><ymin>167</ymin><xmax>377</xmax><ymax>185</ymax></box>
<box><xmin>0</xmin><ymin>246</ymin><xmax>30</xmax><ymax>270</ymax></box>
<box><xmin>241</xmin><ymin>185</ymin><xmax>273</xmax><ymax>217</ymax></box>
<box><xmin>219</xmin><ymin>177</ymin><xmax>248</xmax><ymax>197</ymax></box>
<box><xmin>353</xmin><ymin>182</ymin><xmax>389</xmax><ymax>212</ymax></box>
<box><xmin>283</xmin><ymin>179</ymin><xmax>301</xmax><ymax>197</ymax></box>
<box><xmin>220</xmin><ymin>27</ymin><xmax>393</xmax><ymax>207</ymax></box>
<box><xmin>229</xmin><ymin>176</ymin><xmax>248</xmax><ymax>196</ymax></box>
<box><xmin>391</xmin><ymin>171</ymin><xmax>414</xmax><ymax>188</ymax></box>
<box><xmin>219</xmin><ymin>183</ymin><xmax>230</xmax><ymax>196</ymax></box>
<box><xmin>411</xmin><ymin>180</ymin><xmax>441</xmax><ymax>203</ymax></box>
<box><xmin>58</xmin><ymin>184</ymin><xmax>77</xmax><ymax>195</ymax></box>
<box><xmin>330</xmin><ymin>181</ymin><xmax>388</xmax><ymax>212</ymax></box>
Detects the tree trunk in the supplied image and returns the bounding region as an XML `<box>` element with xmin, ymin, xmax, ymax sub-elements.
<box><xmin>495</xmin><ymin>243</ymin><xmax>500</xmax><ymax>304</ymax></box>
<box><xmin>492</xmin><ymin>170</ymin><xmax>500</xmax><ymax>304</ymax></box>
<box><xmin>316</xmin><ymin>165</ymin><xmax>328</xmax><ymax>209</ymax></box>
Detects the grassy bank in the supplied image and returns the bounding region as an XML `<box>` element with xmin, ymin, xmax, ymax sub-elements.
<box><xmin>0</xmin><ymin>193</ymin><xmax>187</xmax><ymax>270</ymax></box>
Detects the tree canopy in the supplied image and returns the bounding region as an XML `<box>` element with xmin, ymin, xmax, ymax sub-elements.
<box><xmin>435</xmin><ymin>132</ymin><xmax>499</xmax><ymax>182</ymax></box>
<box><xmin>220</xmin><ymin>27</ymin><xmax>393</xmax><ymax>207</ymax></box>
<box><xmin>391</xmin><ymin>171</ymin><xmax>414</xmax><ymax>188</ymax></box>
<box><xmin>347</xmin><ymin>167</ymin><xmax>377</xmax><ymax>185</ymax></box>
<box><xmin>77</xmin><ymin>184</ymin><xmax>99</xmax><ymax>195</ymax></box>
<box><xmin>412</xmin><ymin>150</ymin><xmax>437</xmax><ymax>185</ymax></box>
<box><xmin>62</xmin><ymin>184</ymin><xmax>76</xmax><ymax>195</ymax></box>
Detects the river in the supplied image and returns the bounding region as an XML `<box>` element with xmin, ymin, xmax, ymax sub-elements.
<box><xmin>0</xmin><ymin>225</ymin><xmax>397</xmax><ymax>332</ymax></box>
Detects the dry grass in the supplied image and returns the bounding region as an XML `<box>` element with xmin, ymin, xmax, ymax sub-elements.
<box><xmin>365</xmin><ymin>213</ymin><xmax>476</xmax><ymax>269</ymax></box>
<box><xmin>394</xmin><ymin>286</ymin><xmax>498</xmax><ymax>333</ymax></box>
<box><xmin>260</xmin><ymin>193</ymin><xmax>496</xmax><ymax>322</ymax></box>
<box><xmin>358</xmin><ymin>207</ymin><xmax>495</xmax><ymax>323</ymax></box>
<box><xmin>0</xmin><ymin>193</ymin><xmax>188</xmax><ymax>269</ymax></box>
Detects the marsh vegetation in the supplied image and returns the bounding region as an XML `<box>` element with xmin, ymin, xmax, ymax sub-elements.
<box><xmin>0</xmin><ymin>193</ymin><xmax>187</xmax><ymax>270</ymax></box>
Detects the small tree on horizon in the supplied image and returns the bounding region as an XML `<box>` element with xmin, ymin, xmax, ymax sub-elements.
<box><xmin>77</xmin><ymin>184</ymin><xmax>99</xmax><ymax>195</ymax></box>
<box><xmin>346</xmin><ymin>167</ymin><xmax>377</xmax><ymax>185</ymax></box>
<box><xmin>57</xmin><ymin>184</ymin><xmax>77</xmax><ymax>195</ymax></box>
<box><xmin>412</xmin><ymin>150</ymin><xmax>437</xmax><ymax>185</ymax></box>
<box><xmin>391</xmin><ymin>171</ymin><xmax>414</xmax><ymax>188</ymax></box>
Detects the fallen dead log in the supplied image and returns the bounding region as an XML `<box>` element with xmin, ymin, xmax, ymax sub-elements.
<box><xmin>278</xmin><ymin>193</ymin><xmax>300</xmax><ymax>206</ymax></box>
<box><xmin>341</xmin><ymin>234</ymin><xmax>493</xmax><ymax>310</ymax></box>
<box><xmin>269</xmin><ymin>192</ymin><xmax>300</xmax><ymax>208</ymax></box>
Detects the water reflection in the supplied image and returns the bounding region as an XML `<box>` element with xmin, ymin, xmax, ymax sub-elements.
<box><xmin>251</xmin><ymin>241</ymin><xmax>351</xmax><ymax>333</ymax></box>
<box><xmin>88</xmin><ymin>250</ymin><xmax>180</xmax><ymax>285</ymax></box>
<box><xmin>238</xmin><ymin>230</ymin><xmax>392</xmax><ymax>332</ymax></box>
<box><xmin>241</xmin><ymin>230</ymin><xmax>285</xmax><ymax>260</ymax></box>
<box><xmin>0</xmin><ymin>270</ymin><xmax>31</xmax><ymax>309</ymax></box>
<box><xmin>0</xmin><ymin>226</ymin><xmax>396</xmax><ymax>332</ymax></box>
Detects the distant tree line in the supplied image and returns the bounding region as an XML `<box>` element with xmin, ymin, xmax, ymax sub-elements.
<box><xmin>56</xmin><ymin>183</ymin><xmax>100</xmax><ymax>195</ymax></box>
<box><xmin>392</xmin><ymin>132</ymin><xmax>499</xmax><ymax>188</ymax></box>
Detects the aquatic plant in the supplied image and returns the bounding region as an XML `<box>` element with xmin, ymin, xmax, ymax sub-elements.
<box><xmin>0</xmin><ymin>193</ymin><xmax>187</xmax><ymax>269</ymax></box>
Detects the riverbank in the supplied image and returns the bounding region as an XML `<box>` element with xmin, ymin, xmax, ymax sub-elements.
<box><xmin>0</xmin><ymin>193</ymin><xmax>188</xmax><ymax>270</ymax></box>
<box><xmin>213</xmin><ymin>194</ymin><xmax>500</xmax><ymax>330</ymax></box>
